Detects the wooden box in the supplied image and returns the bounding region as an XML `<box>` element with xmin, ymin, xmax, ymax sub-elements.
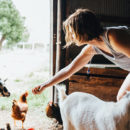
<box><xmin>68</xmin><ymin>64</ymin><xmax>128</xmax><ymax>101</ymax></box>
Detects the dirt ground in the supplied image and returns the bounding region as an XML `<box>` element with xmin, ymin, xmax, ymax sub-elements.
<box><xmin>0</xmin><ymin>110</ymin><xmax>63</xmax><ymax>130</ymax></box>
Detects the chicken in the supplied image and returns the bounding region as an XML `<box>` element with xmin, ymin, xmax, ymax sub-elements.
<box><xmin>11</xmin><ymin>91</ymin><xmax>28</xmax><ymax>129</ymax></box>
<box><xmin>45</xmin><ymin>101</ymin><xmax>62</xmax><ymax>124</ymax></box>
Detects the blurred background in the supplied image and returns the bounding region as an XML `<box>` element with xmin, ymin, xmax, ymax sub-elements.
<box><xmin>0</xmin><ymin>0</ymin><xmax>52</xmax><ymax>129</ymax></box>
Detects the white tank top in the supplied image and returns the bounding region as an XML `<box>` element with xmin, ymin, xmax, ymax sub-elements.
<box><xmin>93</xmin><ymin>26</ymin><xmax>130</xmax><ymax>72</ymax></box>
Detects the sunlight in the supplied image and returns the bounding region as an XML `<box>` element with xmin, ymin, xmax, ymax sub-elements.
<box><xmin>0</xmin><ymin>1</ymin><xmax>51</xmax><ymax>129</ymax></box>
<box><xmin>12</xmin><ymin>0</ymin><xmax>50</xmax><ymax>44</ymax></box>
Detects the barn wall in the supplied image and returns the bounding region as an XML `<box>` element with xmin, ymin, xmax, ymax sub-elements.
<box><xmin>64</xmin><ymin>0</ymin><xmax>130</xmax><ymax>63</ymax></box>
<box><xmin>66</xmin><ymin>0</ymin><xmax>130</xmax><ymax>26</ymax></box>
<box><xmin>60</xmin><ymin>0</ymin><xmax>130</xmax><ymax>101</ymax></box>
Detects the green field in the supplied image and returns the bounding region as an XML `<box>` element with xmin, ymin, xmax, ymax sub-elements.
<box><xmin>0</xmin><ymin>49</ymin><xmax>50</xmax><ymax>111</ymax></box>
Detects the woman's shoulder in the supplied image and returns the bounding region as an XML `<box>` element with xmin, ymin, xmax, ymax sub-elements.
<box><xmin>103</xmin><ymin>26</ymin><xmax>129</xmax><ymax>42</ymax></box>
<box><xmin>107</xmin><ymin>26</ymin><xmax>130</xmax><ymax>56</ymax></box>
<box><xmin>105</xmin><ymin>26</ymin><xmax>128</xmax><ymax>31</ymax></box>
<box><xmin>81</xmin><ymin>45</ymin><xmax>97</xmax><ymax>55</ymax></box>
<box><xmin>108</xmin><ymin>26</ymin><xmax>130</xmax><ymax>42</ymax></box>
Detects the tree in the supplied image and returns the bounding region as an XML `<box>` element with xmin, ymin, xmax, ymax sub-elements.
<box><xmin>0</xmin><ymin>0</ymin><xmax>29</xmax><ymax>50</ymax></box>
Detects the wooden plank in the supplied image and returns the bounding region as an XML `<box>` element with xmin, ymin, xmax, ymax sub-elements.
<box><xmin>68</xmin><ymin>67</ymin><xmax>128</xmax><ymax>101</ymax></box>
<box><xmin>69</xmin><ymin>75</ymin><xmax>124</xmax><ymax>87</ymax></box>
<box><xmin>78</xmin><ymin>67</ymin><xmax>128</xmax><ymax>77</ymax></box>
<box><xmin>69</xmin><ymin>82</ymin><xmax>119</xmax><ymax>101</ymax></box>
<box><xmin>85</xmin><ymin>64</ymin><xmax>118</xmax><ymax>68</ymax></box>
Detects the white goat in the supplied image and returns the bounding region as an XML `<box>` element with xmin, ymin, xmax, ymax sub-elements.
<box><xmin>56</xmin><ymin>85</ymin><xmax>130</xmax><ymax>130</ymax></box>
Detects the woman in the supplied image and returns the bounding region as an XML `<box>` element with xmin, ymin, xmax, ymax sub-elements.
<box><xmin>32</xmin><ymin>9</ymin><xmax>130</xmax><ymax>101</ymax></box>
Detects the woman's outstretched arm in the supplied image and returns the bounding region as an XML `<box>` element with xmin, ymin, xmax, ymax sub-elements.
<box><xmin>32</xmin><ymin>45</ymin><xmax>96</xmax><ymax>94</ymax></box>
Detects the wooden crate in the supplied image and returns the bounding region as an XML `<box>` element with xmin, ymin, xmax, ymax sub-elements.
<box><xmin>68</xmin><ymin>65</ymin><xmax>128</xmax><ymax>101</ymax></box>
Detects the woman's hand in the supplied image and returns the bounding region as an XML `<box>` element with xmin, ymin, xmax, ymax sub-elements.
<box><xmin>32</xmin><ymin>84</ymin><xmax>46</xmax><ymax>95</ymax></box>
<box><xmin>32</xmin><ymin>45</ymin><xmax>95</xmax><ymax>95</ymax></box>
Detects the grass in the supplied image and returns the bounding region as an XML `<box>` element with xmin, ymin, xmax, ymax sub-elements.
<box><xmin>0</xmin><ymin>93</ymin><xmax>18</xmax><ymax>110</ymax></box>
<box><xmin>0</xmin><ymin>49</ymin><xmax>50</xmax><ymax>111</ymax></box>
<box><xmin>0</xmin><ymin>79</ymin><xmax>50</xmax><ymax>111</ymax></box>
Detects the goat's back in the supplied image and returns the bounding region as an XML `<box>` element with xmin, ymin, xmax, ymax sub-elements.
<box><xmin>60</xmin><ymin>92</ymin><xmax>130</xmax><ymax>130</ymax></box>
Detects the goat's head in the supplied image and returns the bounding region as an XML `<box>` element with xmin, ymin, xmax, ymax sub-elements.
<box><xmin>45</xmin><ymin>101</ymin><xmax>62</xmax><ymax>124</ymax></box>
<box><xmin>0</xmin><ymin>79</ymin><xmax>10</xmax><ymax>97</ymax></box>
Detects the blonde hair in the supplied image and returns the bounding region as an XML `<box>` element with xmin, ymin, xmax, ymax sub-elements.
<box><xmin>63</xmin><ymin>9</ymin><xmax>103</xmax><ymax>47</ymax></box>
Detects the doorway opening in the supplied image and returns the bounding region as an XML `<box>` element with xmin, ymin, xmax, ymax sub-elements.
<box><xmin>0</xmin><ymin>0</ymin><xmax>58</xmax><ymax>129</ymax></box>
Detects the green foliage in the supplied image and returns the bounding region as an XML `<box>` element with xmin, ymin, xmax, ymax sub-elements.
<box><xmin>0</xmin><ymin>89</ymin><xmax>50</xmax><ymax>111</ymax></box>
<box><xmin>0</xmin><ymin>0</ymin><xmax>29</xmax><ymax>46</ymax></box>
<box><xmin>0</xmin><ymin>93</ymin><xmax>17</xmax><ymax>110</ymax></box>
<box><xmin>28</xmin><ymin>89</ymin><xmax>49</xmax><ymax>110</ymax></box>
<box><xmin>14</xmin><ymin>79</ymin><xmax>22</xmax><ymax>82</ymax></box>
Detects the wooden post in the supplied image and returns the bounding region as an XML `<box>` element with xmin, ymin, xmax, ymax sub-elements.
<box><xmin>54</xmin><ymin>0</ymin><xmax>62</xmax><ymax>103</ymax></box>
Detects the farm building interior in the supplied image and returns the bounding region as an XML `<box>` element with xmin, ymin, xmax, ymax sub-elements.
<box><xmin>50</xmin><ymin>0</ymin><xmax>130</xmax><ymax>102</ymax></box>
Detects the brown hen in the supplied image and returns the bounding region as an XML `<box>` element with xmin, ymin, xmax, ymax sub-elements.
<box><xmin>11</xmin><ymin>91</ymin><xmax>28</xmax><ymax>129</ymax></box>
<box><xmin>45</xmin><ymin>101</ymin><xmax>62</xmax><ymax>124</ymax></box>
